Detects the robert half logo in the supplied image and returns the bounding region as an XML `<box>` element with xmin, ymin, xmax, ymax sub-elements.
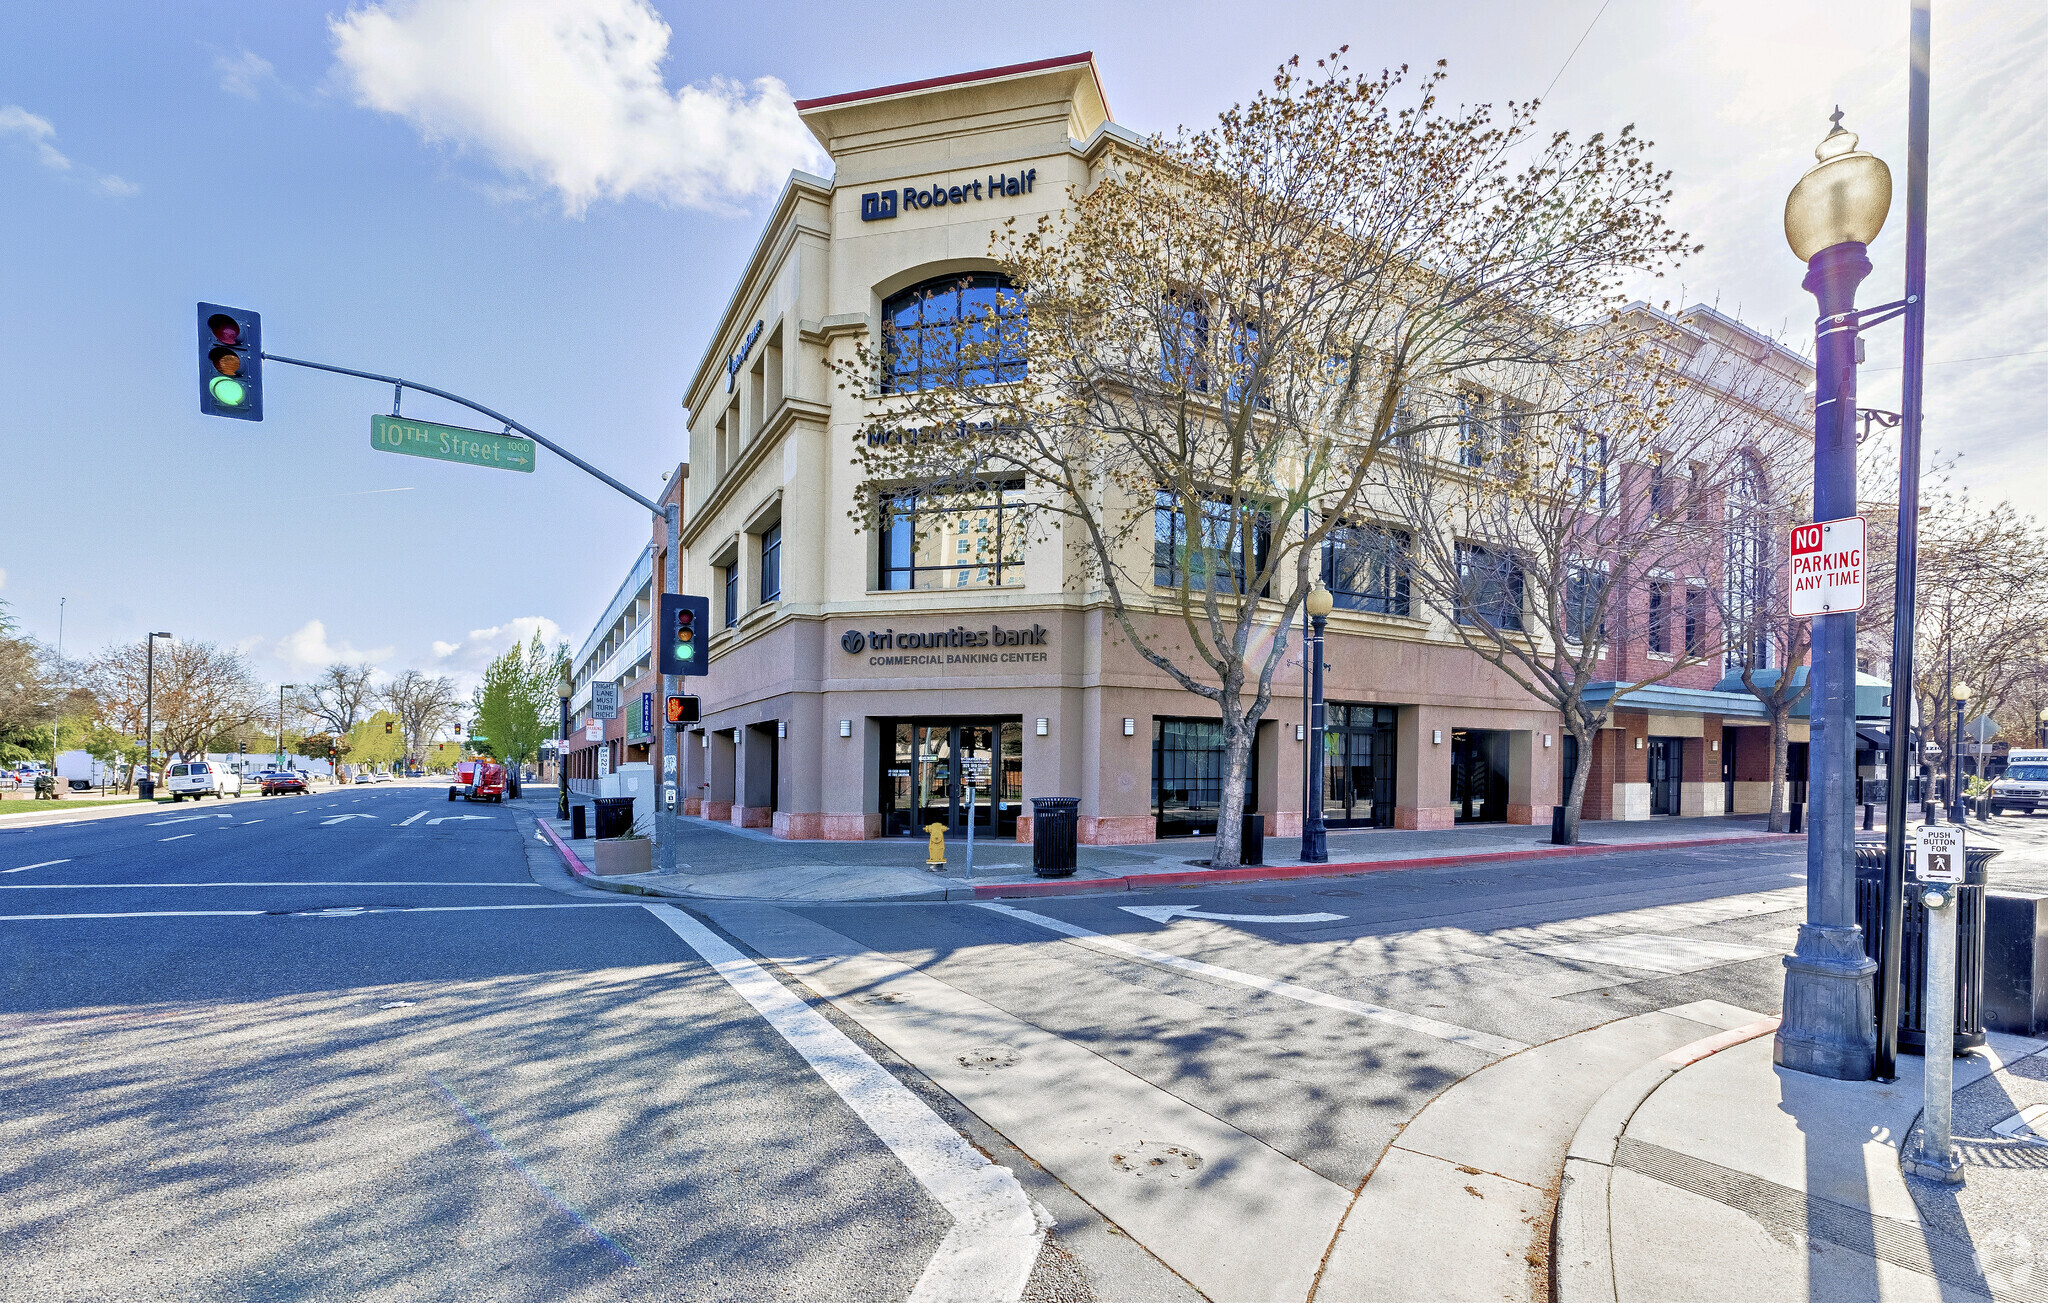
<box><xmin>841</xmin><ymin>630</ymin><xmax>867</xmax><ymax>653</ymax></box>
<box><xmin>860</xmin><ymin>191</ymin><xmax>897</xmax><ymax>222</ymax></box>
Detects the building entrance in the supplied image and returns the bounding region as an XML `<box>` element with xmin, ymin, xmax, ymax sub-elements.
<box><xmin>880</xmin><ymin>719</ymin><xmax>1021</xmax><ymax>838</ymax></box>
<box><xmin>1450</xmin><ymin>729</ymin><xmax>1509</xmax><ymax>823</ymax></box>
<box><xmin>1648</xmin><ymin>736</ymin><xmax>1683</xmax><ymax>815</ymax></box>
<box><xmin>1320</xmin><ymin>704</ymin><xmax>1397</xmax><ymax>828</ymax></box>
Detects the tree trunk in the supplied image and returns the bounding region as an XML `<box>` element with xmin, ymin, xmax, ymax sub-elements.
<box><xmin>1210</xmin><ymin>713</ymin><xmax>1255</xmax><ymax>867</ymax></box>
<box><xmin>1767</xmin><ymin>707</ymin><xmax>1789</xmax><ymax>833</ymax></box>
<box><xmin>1560</xmin><ymin>727</ymin><xmax>1594</xmax><ymax>845</ymax></box>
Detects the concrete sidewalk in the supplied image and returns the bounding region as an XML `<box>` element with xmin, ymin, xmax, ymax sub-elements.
<box><xmin>1557</xmin><ymin>1026</ymin><xmax>2048</xmax><ymax>1302</ymax></box>
<box><xmin>531</xmin><ymin>807</ymin><xmax>1802</xmax><ymax>903</ymax></box>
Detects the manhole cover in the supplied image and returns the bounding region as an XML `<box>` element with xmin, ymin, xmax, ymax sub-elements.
<box><xmin>859</xmin><ymin>992</ymin><xmax>908</xmax><ymax>1006</ymax></box>
<box><xmin>956</xmin><ymin>1046</ymin><xmax>1020</xmax><ymax>1071</ymax></box>
<box><xmin>1109</xmin><ymin>1141</ymin><xmax>1203</xmax><ymax>1179</ymax></box>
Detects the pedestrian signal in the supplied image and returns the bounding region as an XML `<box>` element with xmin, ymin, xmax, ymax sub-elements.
<box><xmin>658</xmin><ymin>594</ymin><xmax>711</xmax><ymax>677</ymax></box>
<box><xmin>197</xmin><ymin>302</ymin><xmax>263</xmax><ymax>421</ymax></box>
<box><xmin>666</xmin><ymin>695</ymin><xmax>700</xmax><ymax>724</ymax></box>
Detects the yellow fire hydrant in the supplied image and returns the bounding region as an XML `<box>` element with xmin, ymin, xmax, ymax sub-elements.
<box><xmin>925</xmin><ymin>822</ymin><xmax>948</xmax><ymax>871</ymax></box>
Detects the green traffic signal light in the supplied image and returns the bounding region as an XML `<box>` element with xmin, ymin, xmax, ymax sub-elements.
<box><xmin>209</xmin><ymin>374</ymin><xmax>248</xmax><ymax>407</ymax></box>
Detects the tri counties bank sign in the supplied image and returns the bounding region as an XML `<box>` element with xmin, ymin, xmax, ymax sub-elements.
<box><xmin>841</xmin><ymin>623</ymin><xmax>1049</xmax><ymax>668</ymax></box>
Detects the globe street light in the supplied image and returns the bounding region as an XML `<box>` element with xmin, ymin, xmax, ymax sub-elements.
<box><xmin>1299</xmin><ymin>583</ymin><xmax>1335</xmax><ymax>864</ymax></box>
<box><xmin>2036</xmin><ymin>706</ymin><xmax>2047</xmax><ymax>750</ymax></box>
<box><xmin>1774</xmin><ymin>111</ymin><xmax>1892</xmax><ymax>1083</ymax></box>
<box><xmin>278</xmin><ymin>684</ymin><xmax>296</xmax><ymax>767</ymax></box>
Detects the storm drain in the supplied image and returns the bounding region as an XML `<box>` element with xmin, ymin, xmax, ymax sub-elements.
<box><xmin>1614</xmin><ymin>1137</ymin><xmax>2039</xmax><ymax>1301</ymax></box>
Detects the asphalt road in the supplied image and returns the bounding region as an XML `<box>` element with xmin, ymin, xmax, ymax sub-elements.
<box><xmin>16</xmin><ymin>788</ymin><xmax>2025</xmax><ymax>1302</ymax></box>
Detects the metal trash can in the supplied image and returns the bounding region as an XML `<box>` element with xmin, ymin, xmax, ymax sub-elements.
<box><xmin>570</xmin><ymin>803</ymin><xmax>588</xmax><ymax>840</ymax></box>
<box><xmin>1241</xmin><ymin>813</ymin><xmax>1265</xmax><ymax>866</ymax></box>
<box><xmin>137</xmin><ymin>779</ymin><xmax>155</xmax><ymax>800</ymax></box>
<box><xmin>1854</xmin><ymin>842</ymin><xmax>1995</xmax><ymax>1053</ymax></box>
<box><xmin>1031</xmin><ymin>797</ymin><xmax>1080</xmax><ymax>877</ymax></box>
<box><xmin>593</xmin><ymin>796</ymin><xmax>635</xmax><ymax>840</ymax></box>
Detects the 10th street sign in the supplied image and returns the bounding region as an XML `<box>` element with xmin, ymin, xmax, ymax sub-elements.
<box><xmin>370</xmin><ymin>414</ymin><xmax>535</xmax><ymax>473</ymax></box>
<box><xmin>1789</xmin><ymin>515</ymin><xmax>1866</xmax><ymax>617</ymax></box>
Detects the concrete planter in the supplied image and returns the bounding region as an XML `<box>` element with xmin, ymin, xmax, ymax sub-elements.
<box><xmin>595</xmin><ymin>836</ymin><xmax>652</xmax><ymax>876</ymax></box>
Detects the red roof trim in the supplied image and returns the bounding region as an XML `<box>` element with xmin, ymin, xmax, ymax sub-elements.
<box><xmin>794</xmin><ymin>52</ymin><xmax>1098</xmax><ymax>112</ymax></box>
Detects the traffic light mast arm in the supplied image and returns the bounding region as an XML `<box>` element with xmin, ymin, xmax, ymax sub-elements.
<box><xmin>259</xmin><ymin>351</ymin><xmax>664</xmax><ymax>519</ymax></box>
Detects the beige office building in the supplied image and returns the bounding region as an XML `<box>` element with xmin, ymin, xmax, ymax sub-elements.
<box><xmin>669</xmin><ymin>52</ymin><xmax>1584</xmax><ymax>846</ymax></box>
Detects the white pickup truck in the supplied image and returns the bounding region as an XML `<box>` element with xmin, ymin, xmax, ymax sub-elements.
<box><xmin>166</xmin><ymin>761</ymin><xmax>243</xmax><ymax>801</ymax></box>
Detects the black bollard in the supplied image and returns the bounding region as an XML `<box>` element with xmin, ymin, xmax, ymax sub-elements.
<box><xmin>1788</xmin><ymin>802</ymin><xmax>1804</xmax><ymax>835</ymax></box>
<box><xmin>1551</xmin><ymin>805</ymin><xmax>1568</xmax><ymax>845</ymax></box>
<box><xmin>1863</xmin><ymin>802</ymin><xmax>1874</xmax><ymax>831</ymax></box>
<box><xmin>571</xmin><ymin>803</ymin><xmax>587</xmax><ymax>839</ymax></box>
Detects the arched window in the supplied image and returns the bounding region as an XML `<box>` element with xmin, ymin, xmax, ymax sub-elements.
<box><xmin>881</xmin><ymin>273</ymin><xmax>1026</xmax><ymax>393</ymax></box>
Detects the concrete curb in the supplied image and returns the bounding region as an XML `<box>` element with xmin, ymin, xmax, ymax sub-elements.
<box><xmin>1551</xmin><ymin>1015</ymin><xmax>1781</xmax><ymax>1303</ymax></box>
<box><xmin>533</xmin><ymin>821</ymin><xmax>1802</xmax><ymax>906</ymax></box>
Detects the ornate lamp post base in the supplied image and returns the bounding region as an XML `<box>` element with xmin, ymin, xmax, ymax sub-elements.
<box><xmin>1775</xmin><ymin>922</ymin><xmax>1878</xmax><ymax>1078</ymax></box>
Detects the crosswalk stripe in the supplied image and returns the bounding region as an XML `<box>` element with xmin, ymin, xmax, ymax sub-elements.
<box><xmin>978</xmin><ymin>902</ymin><xmax>1529</xmax><ymax>1056</ymax></box>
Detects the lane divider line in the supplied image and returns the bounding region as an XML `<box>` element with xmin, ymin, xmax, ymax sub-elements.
<box><xmin>0</xmin><ymin>903</ymin><xmax>644</xmax><ymax>921</ymax></box>
<box><xmin>159</xmin><ymin>834</ymin><xmax>196</xmax><ymax>842</ymax></box>
<box><xmin>642</xmin><ymin>903</ymin><xmax>1045</xmax><ymax>1303</ymax></box>
<box><xmin>4</xmin><ymin>860</ymin><xmax>70</xmax><ymax>874</ymax></box>
<box><xmin>0</xmin><ymin>881</ymin><xmax>555</xmax><ymax>890</ymax></box>
<box><xmin>397</xmin><ymin>811</ymin><xmax>428</xmax><ymax>827</ymax></box>
<box><xmin>978</xmin><ymin>901</ymin><xmax>1528</xmax><ymax>1057</ymax></box>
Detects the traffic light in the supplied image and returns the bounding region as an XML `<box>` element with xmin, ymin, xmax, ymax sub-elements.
<box><xmin>658</xmin><ymin>594</ymin><xmax>711</xmax><ymax>677</ymax></box>
<box><xmin>385</xmin><ymin>720</ymin><xmax>393</xmax><ymax>735</ymax></box>
<box><xmin>238</xmin><ymin>741</ymin><xmax>247</xmax><ymax>754</ymax></box>
<box><xmin>197</xmin><ymin>302</ymin><xmax>263</xmax><ymax>421</ymax></box>
<box><xmin>666</xmin><ymin>695</ymin><xmax>700</xmax><ymax>725</ymax></box>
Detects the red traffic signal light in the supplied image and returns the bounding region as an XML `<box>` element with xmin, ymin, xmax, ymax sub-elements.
<box><xmin>197</xmin><ymin>303</ymin><xmax>263</xmax><ymax>421</ymax></box>
<box><xmin>666</xmin><ymin>695</ymin><xmax>700</xmax><ymax>725</ymax></box>
<box><xmin>384</xmin><ymin>720</ymin><xmax>393</xmax><ymax>734</ymax></box>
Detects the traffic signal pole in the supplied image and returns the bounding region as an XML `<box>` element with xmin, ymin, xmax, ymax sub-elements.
<box><xmin>250</xmin><ymin>348</ymin><xmax>681</xmax><ymax>867</ymax></box>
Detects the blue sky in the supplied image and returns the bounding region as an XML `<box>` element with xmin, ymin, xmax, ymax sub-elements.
<box><xmin>3</xmin><ymin>1</ymin><xmax>2043</xmax><ymax>692</ymax></box>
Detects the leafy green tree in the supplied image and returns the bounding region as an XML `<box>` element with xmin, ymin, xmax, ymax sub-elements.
<box><xmin>470</xmin><ymin>633</ymin><xmax>563</xmax><ymax>773</ymax></box>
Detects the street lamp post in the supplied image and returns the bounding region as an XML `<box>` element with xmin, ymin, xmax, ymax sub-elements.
<box><xmin>1299</xmin><ymin>584</ymin><xmax>1335</xmax><ymax>864</ymax></box>
<box><xmin>142</xmin><ymin>632</ymin><xmax>171</xmax><ymax>798</ymax></box>
<box><xmin>1774</xmin><ymin>110</ymin><xmax>1893</xmax><ymax>1082</ymax></box>
<box><xmin>558</xmin><ymin>667</ymin><xmax>573</xmax><ymax>822</ymax></box>
<box><xmin>1951</xmin><ymin>683</ymin><xmax>1973</xmax><ymax>822</ymax></box>
<box><xmin>277</xmin><ymin>684</ymin><xmax>295</xmax><ymax>766</ymax></box>
<box><xmin>2036</xmin><ymin>707</ymin><xmax>2047</xmax><ymax>750</ymax></box>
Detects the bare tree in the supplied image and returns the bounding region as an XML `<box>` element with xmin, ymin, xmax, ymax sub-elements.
<box><xmin>1373</xmin><ymin>306</ymin><xmax>1808</xmax><ymax>842</ymax></box>
<box><xmin>85</xmin><ymin>638</ymin><xmax>264</xmax><ymax>765</ymax></box>
<box><xmin>381</xmin><ymin>669</ymin><xmax>460</xmax><ymax>768</ymax></box>
<box><xmin>299</xmin><ymin>662</ymin><xmax>378</xmax><ymax>740</ymax></box>
<box><xmin>838</xmin><ymin>55</ymin><xmax>1694</xmax><ymax>863</ymax></box>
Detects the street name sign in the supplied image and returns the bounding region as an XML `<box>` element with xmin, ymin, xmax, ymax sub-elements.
<box><xmin>370</xmin><ymin>414</ymin><xmax>535</xmax><ymax>473</ymax></box>
<box><xmin>1915</xmin><ymin>824</ymin><xmax>1965</xmax><ymax>885</ymax></box>
<box><xmin>1789</xmin><ymin>515</ymin><xmax>1866</xmax><ymax>616</ymax></box>
<box><xmin>592</xmin><ymin>681</ymin><xmax>618</xmax><ymax>720</ymax></box>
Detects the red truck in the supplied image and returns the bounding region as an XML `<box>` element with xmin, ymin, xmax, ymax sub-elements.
<box><xmin>448</xmin><ymin>758</ymin><xmax>507</xmax><ymax>803</ymax></box>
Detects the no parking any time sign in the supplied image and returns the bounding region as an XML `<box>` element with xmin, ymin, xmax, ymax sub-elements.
<box><xmin>1789</xmin><ymin>516</ymin><xmax>1866</xmax><ymax>617</ymax></box>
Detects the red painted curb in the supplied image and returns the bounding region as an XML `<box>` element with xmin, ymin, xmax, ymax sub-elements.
<box><xmin>536</xmin><ymin>816</ymin><xmax>596</xmax><ymax>880</ymax></box>
<box><xmin>971</xmin><ymin>831</ymin><xmax>1801</xmax><ymax>900</ymax></box>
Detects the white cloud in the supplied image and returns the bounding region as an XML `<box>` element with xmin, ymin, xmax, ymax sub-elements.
<box><xmin>0</xmin><ymin>105</ymin><xmax>71</xmax><ymax>171</ymax></box>
<box><xmin>0</xmin><ymin>567</ymin><xmax>8</xmax><ymax>591</ymax></box>
<box><xmin>0</xmin><ymin>104</ymin><xmax>137</xmax><ymax>196</ymax></box>
<box><xmin>328</xmin><ymin>0</ymin><xmax>822</xmax><ymax>216</ymax></box>
<box><xmin>425</xmin><ymin>616</ymin><xmax>562</xmax><ymax>691</ymax></box>
<box><xmin>273</xmin><ymin>619</ymin><xmax>397</xmax><ymax>675</ymax></box>
<box><xmin>215</xmin><ymin>48</ymin><xmax>278</xmax><ymax>100</ymax></box>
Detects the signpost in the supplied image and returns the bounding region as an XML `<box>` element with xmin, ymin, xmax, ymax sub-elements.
<box><xmin>369</xmin><ymin>415</ymin><xmax>535</xmax><ymax>473</ymax></box>
<box><xmin>1789</xmin><ymin>516</ymin><xmax>1868</xmax><ymax>617</ymax></box>
<box><xmin>1906</xmin><ymin>822</ymin><xmax>1965</xmax><ymax>1183</ymax></box>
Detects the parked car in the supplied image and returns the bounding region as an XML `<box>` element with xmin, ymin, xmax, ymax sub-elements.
<box><xmin>166</xmin><ymin>762</ymin><xmax>243</xmax><ymax>801</ymax></box>
<box><xmin>260</xmin><ymin>770</ymin><xmax>308</xmax><ymax>796</ymax></box>
<box><xmin>1990</xmin><ymin>749</ymin><xmax>2048</xmax><ymax>816</ymax></box>
<box><xmin>354</xmin><ymin>772</ymin><xmax>378</xmax><ymax>784</ymax></box>
<box><xmin>449</xmin><ymin>758</ymin><xmax>506</xmax><ymax>803</ymax></box>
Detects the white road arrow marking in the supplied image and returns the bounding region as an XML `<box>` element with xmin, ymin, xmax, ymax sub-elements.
<box><xmin>320</xmin><ymin>814</ymin><xmax>378</xmax><ymax>826</ymax></box>
<box><xmin>424</xmin><ymin>815</ymin><xmax>493</xmax><ymax>825</ymax></box>
<box><xmin>4</xmin><ymin>860</ymin><xmax>70</xmax><ymax>874</ymax></box>
<box><xmin>147</xmin><ymin>814</ymin><xmax>234</xmax><ymax>826</ymax></box>
<box><xmin>396</xmin><ymin>811</ymin><xmax>428</xmax><ymax>827</ymax></box>
<box><xmin>1120</xmin><ymin>904</ymin><xmax>1348</xmax><ymax>925</ymax></box>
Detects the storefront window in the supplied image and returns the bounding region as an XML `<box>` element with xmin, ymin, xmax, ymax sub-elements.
<box><xmin>1455</xmin><ymin>542</ymin><xmax>1524</xmax><ymax>631</ymax></box>
<box><xmin>1323</xmin><ymin>522</ymin><xmax>1409</xmax><ymax>615</ymax></box>
<box><xmin>878</xmin><ymin>481</ymin><xmax>1025</xmax><ymax>590</ymax></box>
<box><xmin>881</xmin><ymin>274</ymin><xmax>1026</xmax><ymax>393</ymax></box>
<box><xmin>1152</xmin><ymin>717</ymin><xmax>1258</xmax><ymax>839</ymax></box>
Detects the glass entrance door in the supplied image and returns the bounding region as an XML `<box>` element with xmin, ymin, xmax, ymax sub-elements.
<box><xmin>882</xmin><ymin>720</ymin><xmax>1020</xmax><ymax>837</ymax></box>
<box><xmin>1320</xmin><ymin>704</ymin><xmax>1397</xmax><ymax>828</ymax></box>
<box><xmin>1648</xmin><ymin>736</ymin><xmax>1683</xmax><ymax>815</ymax></box>
<box><xmin>1450</xmin><ymin>729</ymin><xmax>1509</xmax><ymax>822</ymax></box>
